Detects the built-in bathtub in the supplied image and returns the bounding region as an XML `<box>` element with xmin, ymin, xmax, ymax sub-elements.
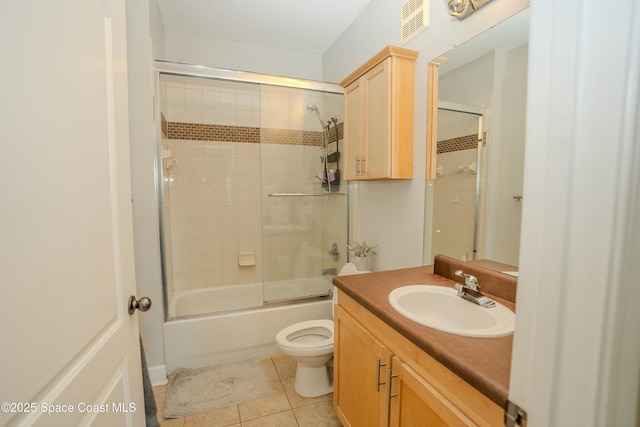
<box><xmin>163</xmin><ymin>281</ymin><xmax>333</xmax><ymax>374</ymax></box>
<box><xmin>169</xmin><ymin>283</ymin><xmax>264</xmax><ymax>318</ymax></box>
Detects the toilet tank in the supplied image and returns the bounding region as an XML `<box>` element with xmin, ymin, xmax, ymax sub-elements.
<box><xmin>333</xmin><ymin>262</ymin><xmax>370</xmax><ymax>317</ymax></box>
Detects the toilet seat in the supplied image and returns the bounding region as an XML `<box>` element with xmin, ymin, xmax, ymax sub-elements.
<box><xmin>276</xmin><ymin>319</ymin><xmax>334</xmax><ymax>357</ymax></box>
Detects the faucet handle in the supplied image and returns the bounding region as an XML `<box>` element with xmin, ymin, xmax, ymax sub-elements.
<box><xmin>454</xmin><ymin>270</ymin><xmax>480</xmax><ymax>290</ymax></box>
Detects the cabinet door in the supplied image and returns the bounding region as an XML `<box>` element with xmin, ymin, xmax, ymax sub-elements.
<box><xmin>362</xmin><ymin>58</ymin><xmax>392</xmax><ymax>179</ymax></box>
<box><xmin>334</xmin><ymin>305</ymin><xmax>393</xmax><ymax>427</ymax></box>
<box><xmin>344</xmin><ymin>77</ymin><xmax>364</xmax><ymax>180</ymax></box>
<box><xmin>389</xmin><ymin>357</ymin><xmax>474</xmax><ymax>427</ymax></box>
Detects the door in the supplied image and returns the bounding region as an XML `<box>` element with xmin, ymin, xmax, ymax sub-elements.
<box><xmin>0</xmin><ymin>1</ymin><xmax>145</xmax><ymax>426</ymax></box>
<box><xmin>389</xmin><ymin>357</ymin><xmax>473</xmax><ymax>427</ymax></box>
<box><xmin>333</xmin><ymin>305</ymin><xmax>392</xmax><ymax>427</ymax></box>
<box><xmin>363</xmin><ymin>59</ymin><xmax>391</xmax><ymax>179</ymax></box>
<box><xmin>344</xmin><ymin>78</ymin><xmax>364</xmax><ymax>180</ymax></box>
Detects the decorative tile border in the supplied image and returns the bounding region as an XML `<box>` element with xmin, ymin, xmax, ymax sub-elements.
<box><xmin>161</xmin><ymin>113</ymin><xmax>168</xmax><ymax>137</ymax></box>
<box><xmin>437</xmin><ymin>133</ymin><xmax>479</xmax><ymax>154</ymax></box>
<box><xmin>165</xmin><ymin>121</ymin><xmax>344</xmax><ymax>147</ymax></box>
<box><xmin>167</xmin><ymin>122</ymin><xmax>261</xmax><ymax>143</ymax></box>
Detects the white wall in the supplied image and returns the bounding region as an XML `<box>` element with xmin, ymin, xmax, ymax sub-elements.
<box><xmin>164</xmin><ymin>32</ymin><xmax>324</xmax><ymax>81</ymax></box>
<box><xmin>322</xmin><ymin>0</ymin><xmax>529</xmax><ymax>271</ymax></box>
<box><xmin>149</xmin><ymin>0</ymin><xmax>166</xmax><ymax>58</ymax></box>
<box><xmin>489</xmin><ymin>43</ymin><xmax>527</xmax><ymax>264</ymax></box>
<box><xmin>509</xmin><ymin>0</ymin><xmax>640</xmax><ymax>424</ymax></box>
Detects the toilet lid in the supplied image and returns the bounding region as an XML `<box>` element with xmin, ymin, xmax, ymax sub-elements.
<box><xmin>276</xmin><ymin>319</ymin><xmax>334</xmax><ymax>350</ymax></box>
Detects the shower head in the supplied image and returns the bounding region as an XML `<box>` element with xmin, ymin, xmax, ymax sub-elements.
<box><xmin>307</xmin><ymin>104</ymin><xmax>326</xmax><ymax>127</ymax></box>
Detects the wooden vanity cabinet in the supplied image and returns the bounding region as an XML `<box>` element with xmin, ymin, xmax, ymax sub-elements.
<box><xmin>334</xmin><ymin>290</ymin><xmax>503</xmax><ymax>427</ymax></box>
<box><xmin>339</xmin><ymin>46</ymin><xmax>418</xmax><ymax>180</ymax></box>
<box><xmin>389</xmin><ymin>357</ymin><xmax>473</xmax><ymax>427</ymax></box>
<box><xmin>334</xmin><ymin>304</ymin><xmax>391</xmax><ymax>426</ymax></box>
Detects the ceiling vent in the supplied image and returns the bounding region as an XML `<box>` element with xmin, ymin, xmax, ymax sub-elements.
<box><xmin>401</xmin><ymin>0</ymin><xmax>428</xmax><ymax>45</ymax></box>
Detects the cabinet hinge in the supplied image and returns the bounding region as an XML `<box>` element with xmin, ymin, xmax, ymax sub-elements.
<box><xmin>504</xmin><ymin>400</ymin><xmax>527</xmax><ymax>427</ymax></box>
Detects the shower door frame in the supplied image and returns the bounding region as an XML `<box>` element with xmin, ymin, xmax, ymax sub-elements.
<box><xmin>153</xmin><ymin>60</ymin><xmax>345</xmax><ymax>321</ymax></box>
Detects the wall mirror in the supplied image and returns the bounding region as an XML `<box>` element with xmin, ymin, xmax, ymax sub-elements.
<box><xmin>423</xmin><ymin>8</ymin><xmax>530</xmax><ymax>270</ymax></box>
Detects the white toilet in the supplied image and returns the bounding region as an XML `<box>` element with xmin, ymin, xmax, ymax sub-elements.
<box><xmin>275</xmin><ymin>262</ymin><xmax>366</xmax><ymax>397</ymax></box>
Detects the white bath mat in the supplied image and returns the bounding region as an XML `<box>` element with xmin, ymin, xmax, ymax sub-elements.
<box><xmin>163</xmin><ymin>359</ymin><xmax>272</xmax><ymax>419</ymax></box>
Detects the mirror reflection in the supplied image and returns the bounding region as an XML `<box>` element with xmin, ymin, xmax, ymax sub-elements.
<box><xmin>423</xmin><ymin>9</ymin><xmax>529</xmax><ymax>269</ymax></box>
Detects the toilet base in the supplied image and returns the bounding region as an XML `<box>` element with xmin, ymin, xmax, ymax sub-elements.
<box><xmin>294</xmin><ymin>363</ymin><xmax>333</xmax><ymax>397</ymax></box>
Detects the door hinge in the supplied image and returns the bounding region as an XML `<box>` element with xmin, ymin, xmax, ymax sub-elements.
<box><xmin>504</xmin><ymin>400</ymin><xmax>527</xmax><ymax>427</ymax></box>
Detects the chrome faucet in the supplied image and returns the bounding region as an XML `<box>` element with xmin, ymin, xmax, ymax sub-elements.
<box><xmin>453</xmin><ymin>270</ymin><xmax>495</xmax><ymax>308</ymax></box>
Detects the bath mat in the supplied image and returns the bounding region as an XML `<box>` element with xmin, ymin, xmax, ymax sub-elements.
<box><xmin>163</xmin><ymin>360</ymin><xmax>272</xmax><ymax>419</ymax></box>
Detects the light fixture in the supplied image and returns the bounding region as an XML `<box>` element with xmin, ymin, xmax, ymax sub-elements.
<box><xmin>446</xmin><ymin>0</ymin><xmax>494</xmax><ymax>20</ymax></box>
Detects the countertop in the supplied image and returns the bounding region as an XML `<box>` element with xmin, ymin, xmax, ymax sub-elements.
<box><xmin>332</xmin><ymin>264</ymin><xmax>514</xmax><ymax>408</ymax></box>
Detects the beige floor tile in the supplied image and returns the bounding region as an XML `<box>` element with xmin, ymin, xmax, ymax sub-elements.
<box><xmin>153</xmin><ymin>384</ymin><xmax>167</xmax><ymax>409</ymax></box>
<box><xmin>293</xmin><ymin>400</ymin><xmax>342</xmax><ymax>427</ymax></box>
<box><xmin>238</xmin><ymin>380</ymin><xmax>291</xmax><ymax>421</ymax></box>
<box><xmin>155</xmin><ymin>356</ymin><xmax>340</xmax><ymax>426</ymax></box>
<box><xmin>183</xmin><ymin>405</ymin><xmax>240</xmax><ymax>427</ymax></box>
<box><xmin>259</xmin><ymin>358</ymin><xmax>279</xmax><ymax>382</ymax></box>
<box><xmin>281</xmin><ymin>376</ymin><xmax>333</xmax><ymax>409</ymax></box>
<box><xmin>155</xmin><ymin>382</ymin><xmax>183</xmax><ymax>426</ymax></box>
<box><xmin>241</xmin><ymin>410</ymin><xmax>298</xmax><ymax>427</ymax></box>
<box><xmin>160</xmin><ymin>416</ymin><xmax>185</xmax><ymax>427</ymax></box>
<box><xmin>272</xmin><ymin>355</ymin><xmax>296</xmax><ymax>380</ymax></box>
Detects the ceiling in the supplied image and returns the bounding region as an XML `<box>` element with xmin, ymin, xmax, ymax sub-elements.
<box><xmin>155</xmin><ymin>0</ymin><xmax>371</xmax><ymax>55</ymax></box>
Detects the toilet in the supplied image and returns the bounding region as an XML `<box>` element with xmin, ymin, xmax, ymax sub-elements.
<box><xmin>275</xmin><ymin>262</ymin><xmax>367</xmax><ymax>397</ymax></box>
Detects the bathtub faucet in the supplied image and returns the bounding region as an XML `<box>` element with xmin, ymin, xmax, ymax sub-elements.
<box><xmin>322</xmin><ymin>268</ymin><xmax>337</xmax><ymax>276</ymax></box>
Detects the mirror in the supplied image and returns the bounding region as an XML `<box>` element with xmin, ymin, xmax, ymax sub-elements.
<box><xmin>423</xmin><ymin>9</ymin><xmax>530</xmax><ymax>270</ymax></box>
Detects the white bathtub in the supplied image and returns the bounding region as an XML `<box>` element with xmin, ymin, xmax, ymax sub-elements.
<box><xmin>169</xmin><ymin>283</ymin><xmax>264</xmax><ymax>318</ymax></box>
<box><xmin>163</xmin><ymin>281</ymin><xmax>334</xmax><ymax>374</ymax></box>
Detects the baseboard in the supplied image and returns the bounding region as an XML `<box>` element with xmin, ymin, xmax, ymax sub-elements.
<box><xmin>148</xmin><ymin>364</ymin><xmax>168</xmax><ymax>386</ymax></box>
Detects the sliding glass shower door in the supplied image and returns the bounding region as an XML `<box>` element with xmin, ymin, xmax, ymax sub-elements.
<box><xmin>259</xmin><ymin>85</ymin><xmax>347</xmax><ymax>303</ymax></box>
<box><xmin>430</xmin><ymin>106</ymin><xmax>485</xmax><ymax>262</ymax></box>
<box><xmin>157</xmin><ymin>63</ymin><xmax>347</xmax><ymax>318</ymax></box>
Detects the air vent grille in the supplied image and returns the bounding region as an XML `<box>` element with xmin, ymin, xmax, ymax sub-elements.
<box><xmin>401</xmin><ymin>0</ymin><xmax>428</xmax><ymax>45</ymax></box>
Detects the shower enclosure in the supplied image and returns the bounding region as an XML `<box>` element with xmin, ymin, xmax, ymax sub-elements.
<box><xmin>155</xmin><ymin>61</ymin><xmax>347</xmax><ymax>320</ymax></box>
<box><xmin>425</xmin><ymin>101</ymin><xmax>488</xmax><ymax>263</ymax></box>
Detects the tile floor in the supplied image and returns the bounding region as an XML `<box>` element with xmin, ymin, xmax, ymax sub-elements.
<box><xmin>153</xmin><ymin>356</ymin><xmax>343</xmax><ymax>427</ymax></box>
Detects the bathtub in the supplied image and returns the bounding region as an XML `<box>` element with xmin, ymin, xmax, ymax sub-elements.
<box><xmin>163</xmin><ymin>280</ymin><xmax>334</xmax><ymax>374</ymax></box>
<box><xmin>169</xmin><ymin>283</ymin><xmax>264</xmax><ymax>318</ymax></box>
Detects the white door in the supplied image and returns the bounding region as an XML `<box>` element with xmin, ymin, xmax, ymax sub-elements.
<box><xmin>0</xmin><ymin>1</ymin><xmax>145</xmax><ymax>426</ymax></box>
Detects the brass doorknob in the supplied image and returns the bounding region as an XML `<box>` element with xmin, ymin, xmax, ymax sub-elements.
<box><xmin>128</xmin><ymin>296</ymin><xmax>152</xmax><ymax>315</ymax></box>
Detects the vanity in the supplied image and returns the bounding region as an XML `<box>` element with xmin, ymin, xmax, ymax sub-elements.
<box><xmin>332</xmin><ymin>255</ymin><xmax>517</xmax><ymax>426</ymax></box>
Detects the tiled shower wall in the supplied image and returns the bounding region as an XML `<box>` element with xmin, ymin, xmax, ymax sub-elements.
<box><xmin>160</xmin><ymin>75</ymin><xmax>345</xmax><ymax>296</ymax></box>
<box><xmin>429</xmin><ymin>100</ymin><xmax>491</xmax><ymax>262</ymax></box>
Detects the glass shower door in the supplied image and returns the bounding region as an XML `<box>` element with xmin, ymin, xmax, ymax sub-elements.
<box><xmin>259</xmin><ymin>85</ymin><xmax>347</xmax><ymax>303</ymax></box>
<box><xmin>430</xmin><ymin>107</ymin><xmax>484</xmax><ymax>262</ymax></box>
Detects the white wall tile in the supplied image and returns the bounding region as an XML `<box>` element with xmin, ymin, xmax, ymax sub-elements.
<box><xmin>184</xmin><ymin>88</ymin><xmax>202</xmax><ymax>106</ymax></box>
<box><xmin>184</xmin><ymin>106</ymin><xmax>203</xmax><ymax>123</ymax></box>
<box><xmin>166</xmin><ymin>104</ymin><xmax>184</xmax><ymax>122</ymax></box>
<box><xmin>202</xmin><ymin>88</ymin><xmax>220</xmax><ymax>107</ymax></box>
<box><xmin>166</xmin><ymin>86</ymin><xmax>184</xmax><ymax>105</ymax></box>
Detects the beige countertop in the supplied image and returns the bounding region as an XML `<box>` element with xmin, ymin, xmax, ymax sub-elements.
<box><xmin>333</xmin><ymin>264</ymin><xmax>514</xmax><ymax>408</ymax></box>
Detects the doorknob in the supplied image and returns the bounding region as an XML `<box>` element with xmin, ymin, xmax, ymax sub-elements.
<box><xmin>128</xmin><ymin>296</ymin><xmax>152</xmax><ymax>315</ymax></box>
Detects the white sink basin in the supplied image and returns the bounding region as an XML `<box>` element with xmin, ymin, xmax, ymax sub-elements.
<box><xmin>388</xmin><ymin>285</ymin><xmax>515</xmax><ymax>338</ymax></box>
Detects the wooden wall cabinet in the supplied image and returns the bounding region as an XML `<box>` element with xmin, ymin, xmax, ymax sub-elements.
<box><xmin>339</xmin><ymin>46</ymin><xmax>418</xmax><ymax>180</ymax></box>
<box><xmin>334</xmin><ymin>291</ymin><xmax>503</xmax><ymax>427</ymax></box>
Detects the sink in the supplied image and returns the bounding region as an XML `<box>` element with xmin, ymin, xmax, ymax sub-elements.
<box><xmin>388</xmin><ymin>285</ymin><xmax>515</xmax><ymax>338</ymax></box>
